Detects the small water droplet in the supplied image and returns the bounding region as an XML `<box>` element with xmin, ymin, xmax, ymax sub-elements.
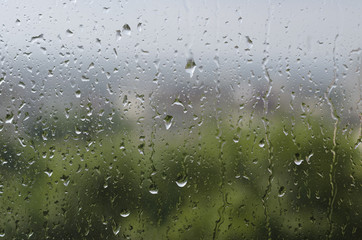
<box><xmin>66</xmin><ymin>29</ymin><xmax>74</xmax><ymax>37</ymax></box>
<box><xmin>120</xmin><ymin>210</ymin><xmax>130</xmax><ymax>218</ymax></box>
<box><xmin>75</xmin><ymin>90</ymin><xmax>81</xmax><ymax>98</ymax></box>
<box><xmin>164</xmin><ymin>115</ymin><xmax>173</xmax><ymax>130</ymax></box>
<box><xmin>75</xmin><ymin>126</ymin><xmax>81</xmax><ymax>135</ymax></box>
<box><xmin>185</xmin><ymin>58</ymin><xmax>196</xmax><ymax>77</ymax></box>
<box><xmin>259</xmin><ymin>139</ymin><xmax>265</xmax><ymax>148</ymax></box>
<box><xmin>278</xmin><ymin>186</ymin><xmax>286</xmax><ymax>197</ymax></box>
<box><xmin>137</xmin><ymin>23</ymin><xmax>142</xmax><ymax>32</ymax></box>
<box><xmin>44</xmin><ymin>169</ymin><xmax>53</xmax><ymax>177</ymax></box>
<box><xmin>245</xmin><ymin>36</ymin><xmax>253</xmax><ymax>48</ymax></box>
<box><xmin>294</xmin><ymin>159</ymin><xmax>303</xmax><ymax>165</ymax></box>
<box><xmin>112</xmin><ymin>225</ymin><xmax>121</xmax><ymax>236</ymax></box>
<box><xmin>294</xmin><ymin>153</ymin><xmax>303</xmax><ymax>165</ymax></box>
<box><xmin>138</xmin><ymin>143</ymin><xmax>145</xmax><ymax>155</ymax></box>
<box><xmin>116</xmin><ymin>30</ymin><xmax>122</xmax><ymax>40</ymax></box>
<box><xmin>149</xmin><ymin>189</ymin><xmax>158</xmax><ymax>195</ymax></box>
<box><xmin>149</xmin><ymin>184</ymin><xmax>158</xmax><ymax>194</ymax></box>
<box><xmin>176</xmin><ymin>179</ymin><xmax>187</xmax><ymax>188</ymax></box>
<box><xmin>122</xmin><ymin>24</ymin><xmax>131</xmax><ymax>36</ymax></box>
<box><xmin>5</xmin><ymin>112</ymin><xmax>14</xmax><ymax>124</ymax></box>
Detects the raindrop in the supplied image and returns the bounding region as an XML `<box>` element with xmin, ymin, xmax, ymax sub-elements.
<box><xmin>278</xmin><ymin>186</ymin><xmax>286</xmax><ymax>197</ymax></box>
<box><xmin>75</xmin><ymin>126</ymin><xmax>81</xmax><ymax>135</ymax></box>
<box><xmin>137</xmin><ymin>23</ymin><xmax>142</xmax><ymax>32</ymax></box>
<box><xmin>294</xmin><ymin>153</ymin><xmax>303</xmax><ymax>165</ymax></box>
<box><xmin>185</xmin><ymin>58</ymin><xmax>196</xmax><ymax>77</ymax></box>
<box><xmin>176</xmin><ymin>179</ymin><xmax>188</xmax><ymax>188</ymax></box>
<box><xmin>294</xmin><ymin>159</ymin><xmax>303</xmax><ymax>165</ymax></box>
<box><xmin>259</xmin><ymin>138</ymin><xmax>265</xmax><ymax>148</ymax></box>
<box><xmin>246</xmin><ymin>36</ymin><xmax>253</xmax><ymax>46</ymax></box>
<box><xmin>164</xmin><ymin>115</ymin><xmax>173</xmax><ymax>130</ymax></box>
<box><xmin>149</xmin><ymin>184</ymin><xmax>158</xmax><ymax>195</ymax></box>
<box><xmin>122</xmin><ymin>24</ymin><xmax>131</xmax><ymax>36</ymax></box>
<box><xmin>116</xmin><ymin>30</ymin><xmax>122</xmax><ymax>40</ymax></box>
<box><xmin>149</xmin><ymin>189</ymin><xmax>158</xmax><ymax>194</ymax></box>
<box><xmin>120</xmin><ymin>210</ymin><xmax>130</xmax><ymax>218</ymax></box>
<box><xmin>112</xmin><ymin>225</ymin><xmax>121</xmax><ymax>236</ymax></box>
<box><xmin>75</xmin><ymin>90</ymin><xmax>81</xmax><ymax>98</ymax></box>
<box><xmin>138</xmin><ymin>143</ymin><xmax>145</xmax><ymax>155</ymax></box>
<box><xmin>44</xmin><ymin>169</ymin><xmax>53</xmax><ymax>177</ymax></box>
<box><xmin>66</xmin><ymin>29</ymin><xmax>74</xmax><ymax>37</ymax></box>
<box><xmin>30</xmin><ymin>34</ymin><xmax>44</xmax><ymax>42</ymax></box>
<box><xmin>5</xmin><ymin>112</ymin><xmax>14</xmax><ymax>124</ymax></box>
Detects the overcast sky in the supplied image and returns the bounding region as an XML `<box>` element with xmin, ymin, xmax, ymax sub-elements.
<box><xmin>0</xmin><ymin>0</ymin><xmax>361</xmax><ymax>88</ymax></box>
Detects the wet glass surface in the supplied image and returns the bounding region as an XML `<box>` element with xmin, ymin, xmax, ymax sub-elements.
<box><xmin>0</xmin><ymin>0</ymin><xmax>361</xmax><ymax>239</ymax></box>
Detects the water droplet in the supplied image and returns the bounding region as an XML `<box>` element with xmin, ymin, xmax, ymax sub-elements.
<box><xmin>294</xmin><ymin>159</ymin><xmax>303</xmax><ymax>165</ymax></box>
<box><xmin>120</xmin><ymin>210</ymin><xmax>130</xmax><ymax>218</ymax></box>
<box><xmin>294</xmin><ymin>153</ymin><xmax>303</xmax><ymax>165</ymax></box>
<box><xmin>116</xmin><ymin>30</ymin><xmax>122</xmax><ymax>40</ymax></box>
<box><xmin>176</xmin><ymin>179</ymin><xmax>187</xmax><ymax>188</ymax></box>
<box><xmin>149</xmin><ymin>189</ymin><xmax>158</xmax><ymax>194</ymax></box>
<box><xmin>44</xmin><ymin>169</ymin><xmax>53</xmax><ymax>177</ymax></box>
<box><xmin>172</xmin><ymin>98</ymin><xmax>185</xmax><ymax>108</ymax></box>
<box><xmin>66</xmin><ymin>29</ymin><xmax>74</xmax><ymax>37</ymax></box>
<box><xmin>5</xmin><ymin>112</ymin><xmax>14</xmax><ymax>124</ymax></box>
<box><xmin>138</xmin><ymin>143</ymin><xmax>145</xmax><ymax>155</ymax></box>
<box><xmin>306</xmin><ymin>152</ymin><xmax>314</xmax><ymax>164</ymax></box>
<box><xmin>164</xmin><ymin>115</ymin><xmax>173</xmax><ymax>130</ymax></box>
<box><xmin>278</xmin><ymin>186</ymin><xmax>286</xmax><ymax>197</ymax></box>
<box><xmin>122</xmin><ymin>24</ymin><xmax>131</xmax><ymax>36</ymax></box>
<box><xmin>149</xmin><ymin>184</ymin><xmax>158</xmax><ymax>195</ymax></box>
<box><xmin>185</xmin><ymin>58</ymin><xmax>196</xmax><ymax>77</ymax></box>
<box><xmin>75</xmin><ymin>126</ymin><xmax>81</xmax><ymax>135</ymax></box>
<box><xmin>245</xmin><ymin>36</ymin><xmax>253</xmax><ymax>48</ymax></box>
<box><xmin>258</xmin><ymin>139</ymin><xmax>265</xmax><ymax>148</ymax></box>
<box><xmin>75</xmin><ymin>90</ymin><xmax>81</xmax><ymax>98</ymax></box>
<box><xmin>137</xmin><ymin>23</ymin><xmax>142</xmax><ymax>32</ymax></box>
<box><xmin>112</xmin><ymin>225</ymin><xmax>121</xmax><ymax>235</ymax></box>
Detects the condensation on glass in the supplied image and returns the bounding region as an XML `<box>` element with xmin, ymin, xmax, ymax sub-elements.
<box><xmin>0</xmin><ymin>0</ymin><xmax>361</xmax><ymax>239</ymax></box>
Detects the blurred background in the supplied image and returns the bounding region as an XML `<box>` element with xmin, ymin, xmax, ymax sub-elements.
<box><xmin>0</xmin><ymin>0</ymin><xmax>361</xmax><ymax>239</ymax></box>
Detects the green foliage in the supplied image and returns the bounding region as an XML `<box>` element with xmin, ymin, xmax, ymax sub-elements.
<box><xmin>0</xmin><ymin>113</ymin><xmax>360</xmax><ymax>239</ymax></box>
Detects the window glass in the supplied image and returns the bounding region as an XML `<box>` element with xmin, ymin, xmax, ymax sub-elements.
<box><xmin>0</xmin><ymin>0</ymin><xmax>361</xmax><ymax>239</ymax></box>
